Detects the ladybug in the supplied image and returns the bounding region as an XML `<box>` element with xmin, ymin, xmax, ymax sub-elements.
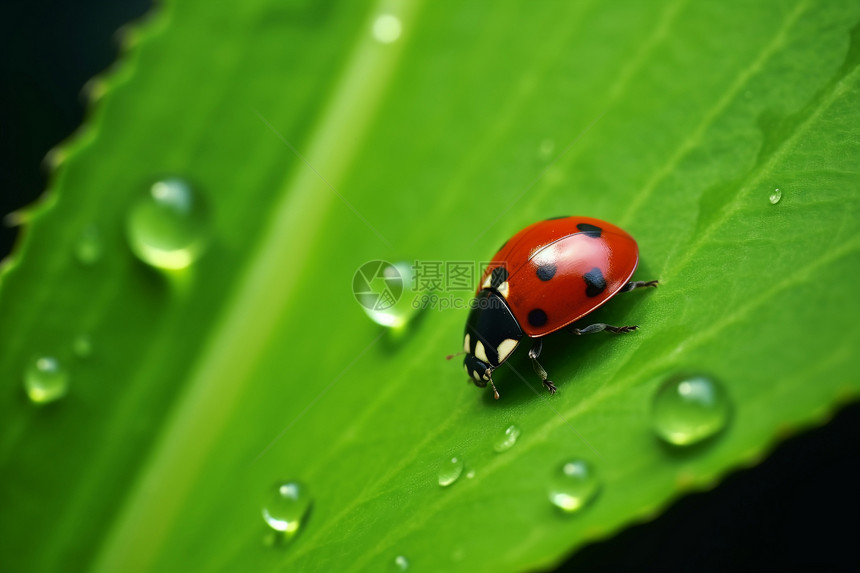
<box><xmin>461</xmin><ymin>216</ymin><xmax>657</xmax><ymax>399</ymax></box>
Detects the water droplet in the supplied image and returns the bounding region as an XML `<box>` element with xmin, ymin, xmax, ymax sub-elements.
<box><xmin>373</xmin><ymin>14</ymin><xmax>402</xmax><ymax>44</ymax></box>
<box><xmin>23</xmin><ymin>356</ymin><xmax>69</xmax><ymax>404</ymax></box>
<box><xmin>548</xmin><ymin>459</ymin><xmax>600</xmax><ymax>513</ymax></box>
<box><xmin>354</xmin><ymin>260</ymin><xmax>417</xmax><ymax>329</ymax></box>
<box><xmin>437</xmin><ymin>456</ymin><xmax>464</xmax><ymax>487</ymax></box>
<box><xmin>651</xmin><ymin>374</ymin><xmax>731</xmax><ymax>446</ymax></box>
<box><xmin>465</xmin><ymin>469</ymin><xmax>476</xmax><ymax>479</ymax></box>
<box><xmin>493</xmin><ymin>424</ymin><xmax>521</xmax><ymax>452</ymax></box>
<box><xmin>538</xmin><ymin>139</ymin><xmax>556</xmax><ymax>159</ymax></box>
<box><xmin>262</xmin><ymin>481</ymin><xmax>312</xmax><ymax>534</ymax></box>
<box><xmin>74</xmin><ymin>225</ymin><xmax>103</xmax><ymax>265</ymax></box>
<box><xmin>394</xmin><ymin>555</ymin><xmax>409</xmax><ymax>570</ymax></box>
<box><xmin>769</xmin><ymin>188</ymin><xmax>782</xmax><ymax>204</ymax></box>
<box><xmin>72</xmin><ymin>335</ymin><xmax>92</xmax><ymax>358</ymax></box>
<box><xmin>126</xmin><ymin>178</ymin><xmax>209</xmax><ymax>270</ymax></box>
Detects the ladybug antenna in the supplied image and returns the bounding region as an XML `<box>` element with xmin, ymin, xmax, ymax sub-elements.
<box><xmin>445</xmin><ymin>351</ymin><xmax>466</xmax><ymax>361</ymax></box>
<box><xmin>489</xmin><ymin>378</ymin><xmax>500</xmax><ymax>400</ymax></box>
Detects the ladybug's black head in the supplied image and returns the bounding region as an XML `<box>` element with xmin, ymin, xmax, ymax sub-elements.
<box><xmin>464</xmin><ymin>354</ymin><xmax>492</xmax><ymax>386</ymax></box>
<box><xmin>463</xmin><ymin>353</ymin><xmax>499</xmax><ymax>400</ymax></box>
<box><xmin>462</xmin><ymin>289</ymin><xmax>524</xmax><ymax>400</ymax></box>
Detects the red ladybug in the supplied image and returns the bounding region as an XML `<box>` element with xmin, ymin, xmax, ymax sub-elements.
<box><xmin>461</xmin><ymin>216</ymin><xmax>657</xmax><ymax>399</ymax></box>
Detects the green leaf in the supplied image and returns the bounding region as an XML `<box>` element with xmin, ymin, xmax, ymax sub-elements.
<box><xmin>2</xmin><ymin>0</ymin><xmax>859</xmax><ymax>571</ymax></box>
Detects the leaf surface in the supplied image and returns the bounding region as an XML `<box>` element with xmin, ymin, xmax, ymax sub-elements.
<box><xmin>1</xmin><ymin>1</ymin><xmax>859</xmax><ymax>572</ymax></box>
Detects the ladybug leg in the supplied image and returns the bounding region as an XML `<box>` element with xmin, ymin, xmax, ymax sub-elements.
<box><xmin>569</xmin><ymin>281</ymin><xmax>656</xmax><ymax>335</ymax></box>
<box><xmin>528</xmin><ymin>339</ymin><xmax>557</xmax><ymax>394</ymax></box>
<box><xmin>619</xmin><ymin>279</ymin><xmax>659</xmax><ymax>293</ymax></box>
<box><xmin>571</xmin><ymin>323</ymin><xmax>638</xmax><ymax>335</ymax></box>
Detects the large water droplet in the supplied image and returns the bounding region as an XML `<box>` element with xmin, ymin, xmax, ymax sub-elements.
<box><xmin>74</xmin><ymin>225</ymin><xmax>103</xmax><ymax>265</ymax></box>
<box><xmin>769</xmin><ymin>188</ymin><xmax>782</xmax><ymax>204</ymax></box>
<box><xmin>548</xmin><ymin>459</ymin><xmax>600</xmax><ymax>513</ymax></box>
<box><xmin>373</xmin><ymin>14</ymin><xmax>402</xmax><ymax>44</ymax></box>
<box><xmin>23</xmin><ymin>356</ymin><xmax>69</xmax><ymax>404</ymax></box>
<box><xmin>437</xmin><ymin>456</ymin><xmax>464</xmax><ymax>487</ymax></box>
<box><xmin>262</xmin><ymin>481</ymin><xmax>312</xmax><ymax>535</ymax></box>
<box><xmin>651</xmin><ymin>374</ymin><xmax>731</xmax><ymax>446</ymax></box>
<box><xmin>493</xmin><ymin>424</ymin><xmax>521</xmax><ymax>452</ymax></box>
<box><xmin>354</xmin><ymin>260</ymin><xmax>417</xmax><ymax>329</ymax></box>
<box><xmin>394</xmin><ymin>555</ymin><xmax>409</xmax><ymax>570</ymax></box>
<box><xmin>126</xmin><ymin>178</ymin><xmax>209</xmax><ymax>270</ymax></box>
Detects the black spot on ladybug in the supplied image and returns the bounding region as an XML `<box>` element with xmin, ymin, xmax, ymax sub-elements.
<box><xmin>545</xmin><ymin>215</ymin><xmax>569</xmax><ymax>220</ymax></box>
<box><xmin>528</xmin><ymin>308</ymin><xmax>548</xmax><ymax>327</ymax></box>
<box><xmin>577</xmin><ymin>223</ymin><xmax>602</xmax><ymax>238</ymax></box>
<box><xmin>490</xmin><ymin>266</ymin><xmax>509</xmax><ymax>289</ymax></box>
<box><xmin>536</xmin><ymin>263</ymin><xmax>557</xmax><ymax>281</ymax></box>
<box><xmin>583</xmin><ymin>267</ymin><xmax>607</xmax><ymax>297</ymax></box>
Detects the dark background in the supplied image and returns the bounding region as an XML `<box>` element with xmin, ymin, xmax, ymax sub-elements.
<box><xmin>1</xmin><ymin>1</ymin><xmax>857</xmax><ymax>571</ymax></box>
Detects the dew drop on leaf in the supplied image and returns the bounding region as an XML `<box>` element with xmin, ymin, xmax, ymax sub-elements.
<box><xmin>126</xmin><ymin>178</ymin><xmax>210</xmax><ymax>270</ymax></box>
<box><xmin>769</xmin><ymin>188</ymin><xmax>782</xmax><ymax>204</ymax></box>
<box><xmin>23</xmin><ymin>356</ymin><xmax>69</xmax><ymax>404</ymax></box>
<box><xmin>651</xmin><ymin>374</ymin><xmax>731</xmax><ymax>446</ymax></box>
<box><xmin>493</xmin><ymin>424</ymin><xmax>521</xmax><ymax>452</ymax></box>
<box><xmin>354</xmin><ymin>261</ymin><xmax>417</xmax><ymax>329</ymax></box>
<box><xmin>548</xmin><ymin>459</ymin><xmax>600</xmax><ymax>513</ymax></box>
<box><xmin>262</xmin><ymin>481</ymin><xmax>312</xmax><ymax>535</ymax></box>
<box><xmin>74</xmin><ymin>225</ymin><xmax>103</xmax><ymax>265</ymax></box>
<box><xmin>394</xmin><ymin>555</ymin><xmax>409</xmax><ymax>570</ymax></box>
<box><xmin>437</xmin><ymin>456</ymin><xmax>464</xmax><ymax>487</ymax></box>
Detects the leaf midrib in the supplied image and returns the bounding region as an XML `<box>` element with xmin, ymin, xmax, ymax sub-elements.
<box><xmin>89</xmin><ymin>2</ymin><xmax>424</xmax><ymax>571</ymax></box>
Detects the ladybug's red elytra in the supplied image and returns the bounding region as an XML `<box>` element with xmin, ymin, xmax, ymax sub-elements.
<box><xmin>461</xmin><ymin>216</ymin><xmax>657</xmax><ymax>399</ymax></box>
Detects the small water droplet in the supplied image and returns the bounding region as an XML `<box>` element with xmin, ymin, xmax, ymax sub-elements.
<box><xmin>262</xmin><ymin>481</ymin><xmax>312</xmax><ymax>535</ymax></box>
<box><xmin>769</xmin><ymin>188</ymin><xmax>782</xmax><ymax>204</ymax></box>
<box><xmin>394</xmin><ymin>555</ymin><xmax>409</xmax><ymax>570</ymax></box>
<box><xmin>373</xmin><ymin>14</ymin><xmax>402</xmax><ymax>44</ymax></box>
<box><xmin>23</xmin><ymin>356</ymin><xmax>69</xmax><ymax>404</ymax></box>
<box><xmin>465</xmin><ymin>469</ymin><xmax>475</xmax><ymax>479</ymax></box>
<box><xmin>438</xmin><ymin>456</ymin><xmax>464</xmax><ymax>487</ymax></box>
<box><xmin>74</xmin><ymin>226</ymin><xmax>104</xmax><ymax>265</ymax></box>
<box><xmin>354</xmin><ymin>261</ymin><xmax>417</xmax><ymax>329</ymax></box>
<box><xmin>126</xmin><ymin>178</ymin><xmax>209</xmax><ymax>270</ymax></box>
<box><xmin>538</xmin><ymin>139</ymin><xmax>556</xmax><ymax>159</ymax></box>
<box><xmin>549</xmin><ymin>459</ymin><xmax>600</xmax><ymax>513</ymax></box>
<box><xmin>651</xmin><ymin>374</ymin><xmax>731</xmax><ymax>446</ymax></box>
<box><xmin>493</xmin><ymin>424</ymin><xmax>521</xmax><ymax>452</ymax></box>
<box><xmin>72</xmin><ymin>335</ymin><xmax>92</xmax><ymax>358</ymax></box>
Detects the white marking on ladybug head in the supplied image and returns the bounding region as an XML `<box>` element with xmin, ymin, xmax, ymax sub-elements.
<box><xmin>472</xmin><ymin>371</ymin><xmax>482</xmax><ymax>382</ymax></box>
<box><xmin>496</xmin><ymin>338</ymin><xmax>518</xmax><ymax>363</ymax></box>
<box><xmin>474</xmin><ymin>340</ymin><xmax>489</xmax><ymax>363</ymax></box>
<box><xmin>482</xmin><ymin>274</ymin><xmax>492</xmax><ymax>289</ymax></box>
<box><xmin>497</xmin><ymin>280</ymin><xmax>510</xmax><ymax>299</ymax></box>
<box><xmin>463</xmin><ymin>333</ymin><xmax>471</xmax><ymax>354</ymax></box>
<box><xmin>463</xmin><ymin>364</ymin><xmax>469</xmax><ymax>375</ymax></box>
